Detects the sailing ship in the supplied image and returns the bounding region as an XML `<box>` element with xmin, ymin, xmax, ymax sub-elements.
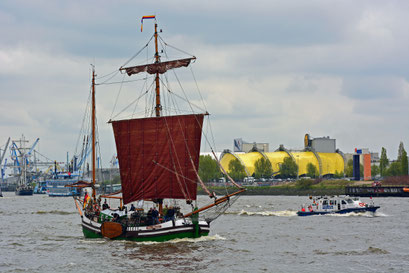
<box><xmin>12</xmin><ymin>135</ymin><xmax>37</xmax><ymax>196</ymax></box>
<box><xmin>68</xmin><ymin>17</ymin><xmax>245</xmax><ymax>241</ymax></box>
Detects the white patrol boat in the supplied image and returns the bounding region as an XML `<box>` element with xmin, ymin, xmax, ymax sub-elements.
<box><xmin>297</xmin><ymin>195</ymin><xmax>380</xmax><ymax>216</ymax></box>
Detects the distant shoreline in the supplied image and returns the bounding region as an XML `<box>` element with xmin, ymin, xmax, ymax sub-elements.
<box><xmin>198</xmin><ymin>179</ymin><xmax>408</xmax><ymax>196</ymax></box>
<box><xmin>198</xmin><ymin>186</ymin><xmax>344</xmax><ymax>196</ymax></box>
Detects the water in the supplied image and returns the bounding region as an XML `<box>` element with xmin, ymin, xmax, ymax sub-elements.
<box><xmin>1</xmin><ymin>193</ymin><xmax>409</xmax><ymax>272</ymax></box>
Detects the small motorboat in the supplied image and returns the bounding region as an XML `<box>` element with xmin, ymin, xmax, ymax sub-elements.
<box><xmin>297</xmin><ymin>195</ymin><xmax>380</xmax><ymax>216</ymax></box>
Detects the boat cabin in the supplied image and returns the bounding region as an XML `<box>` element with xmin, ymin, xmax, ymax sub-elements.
<box><xmin>301</xmin><ymin>196</ymin><xmax>362</xmax><ymax>213</ymax></box>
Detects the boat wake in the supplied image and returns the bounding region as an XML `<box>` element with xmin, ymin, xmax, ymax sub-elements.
<box><xmin>326</xmin><ymin>211</ymin><xmax>385</xmax><ymax>217</ymax></box>
<box><xmin>140</xmin><ymin>234</ymin><xmax>227</xmax><ymax>245</ymax></box>
<box><xmin>78</xmin><ymin>234</ymin><xmax>227</xmax><ymax>246</ymax></box>
<box><xmin>226</xmin><ymin>209</ymin><xmax>297</xmax><ymax>217</ymax></box>
<box><xmin>169</xmin><ymin>234</ymin><xmax>226</xmax><ymax>244</ymax></box>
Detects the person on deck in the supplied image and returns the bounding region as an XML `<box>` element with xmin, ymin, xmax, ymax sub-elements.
<box><xmin>102</xmin><ymin>199</ymin><xmax>109</xmax><ymax>210</ymax></box>
<box><xmin>152</xmin><ymin>207</ymin><xmax>159</xmax><ymax>224</ymax></box>
<box><xmin>147</xmin><ymin>208</ymin><xmax>153</xmax><ymax>226</ymax></box>
<box><xmin>130</xmin><ymin>204</ymin><xmax>136</xmax><ymax>211</ymax></box>
<box><xmin>165</xmin><ymin>206</ymin><xmax>175</xmax><ymax>221</ymax></box>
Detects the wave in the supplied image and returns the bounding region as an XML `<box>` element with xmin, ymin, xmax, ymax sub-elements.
<box><xmin>314</xmin><ymin>246</ymin><xmax>389</xmax><ymax>256</ymax></box>
<box><xmin>78</xmin><ymin>239</ymin><xmax>107</xmax><ymax>244</ymax></box>
<box><xmin>374</xmin><ymin>211</ymin><xmax>388</xmax><ymax>217</ymax></box>
<box><xmin>226</xmin><ymin>209</ymin><xmax>297</xmax><ymax>217</ymax></box>
<box><xmin>244</xmin><ymin>204</ymin><xmax>263</xmax><ymax>208</ymax></box>
<box><xmin>33</xmin><ymin>210</ymin><xmax>76</xmax><ymax>215</ymax></box>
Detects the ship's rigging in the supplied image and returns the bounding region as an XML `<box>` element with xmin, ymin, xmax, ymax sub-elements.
<box><xmin>68</xmin><ymin>17</ymin><xmax>245</xmax><ymax>241</ymax></box>
<box><xmin>95</xmin><ymin>18</ymin><xmax>243</xmax><ymax>210</ymax></box>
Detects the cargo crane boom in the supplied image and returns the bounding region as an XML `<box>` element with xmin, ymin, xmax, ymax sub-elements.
<box><xmin>0</xmin><ymin>137</ymin><xmax>11</xmax><ymax>167</ymax></box>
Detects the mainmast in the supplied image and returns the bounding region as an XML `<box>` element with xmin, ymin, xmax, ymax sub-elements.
<box><xmin>91</xmin><ymin>66</ymin><xmax>96</xmax><ymax>202</ymax></box>
<box><xmin>154</xmin><ymin>23</ymin><xmax>161</xmax><ymax>117</ymax></box>
<box><xmin>154</xmin><ymin>22</ymin><xmax>163</xmax><ymax>214</ymax></box>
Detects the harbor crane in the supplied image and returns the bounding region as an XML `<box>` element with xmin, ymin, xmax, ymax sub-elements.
<box><xmin>0</xmin><ymin>137</ymin><xmax>11</xmax><ymax>168</ymax></box>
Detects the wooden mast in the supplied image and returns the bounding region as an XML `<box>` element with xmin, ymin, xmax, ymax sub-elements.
<box><xmin>153</xmin><ymin>22</ymin><xmax>164</xmax><ymax>216</ymax></box>
<box><xmin>91</xmin><ymin>66</ymin><xmax>97</xmax><ymax>203</ymax></box>
<box><xmin>154</xmin><ymin>22</ymin><xmax>164</xmax><ymax>215</ymax></box>
<box><xmin>154</xmin><ymin>22</ymin><xmax>161</xmax><ymax>117</ymax></box>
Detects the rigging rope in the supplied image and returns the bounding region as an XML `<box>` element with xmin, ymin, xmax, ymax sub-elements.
<box><xmin>98</xmin><ymin>78</ymin><xmax>149</xmax><ymax>86</ymax></box>
<box><xmin>75</xmin><ymin>89</ymin><xmax>92</xmax><ymax>156</ymax></box>
<box><xmin>110</xmin><ymin>80</ymin><xmax>154</xmax><ymax>120</ymax></box>
<box><xmin>132</xmin><ymin>77</ymin><xmax>148</xmax><ymax>118</ymax></box>
<box><xmin>159</xmin><ymin>36</ymin><xmax>196</xmax><ymax>58</ymax></box>
<box><xmin>96</xmin><ymin>69</ymin><xmax>119</xmax><ymax>80</ymax></box>
<box><xmin>31</xmin><ymin>149</ymin><xmax>54</xmax><ymax>163</ymax></box>
<box><xmin>110</xmin><ymin>73</ymin><xmax>126</xmax><ymax>120</ymax></box>
<box><xmin>95</xmin><ymin>114</ymin><xmax>103</xmax><ymax>181</ymax></box>
<box><xmin>158</xmin><ymin>77</ymin><xmax>207</xmax><ymax>113</ymax></box>
<box><xmin>120</xmin><ymin>35</ymin><xmax>154</xmax><ymax>68</ymax></box>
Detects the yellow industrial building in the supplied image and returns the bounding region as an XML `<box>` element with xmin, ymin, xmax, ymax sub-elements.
<box><xmin>220</xmin><ymin>135</ymin><xmax>345</xmax><ymax>177</ymax></box>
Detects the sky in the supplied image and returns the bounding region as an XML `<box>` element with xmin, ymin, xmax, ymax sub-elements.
<box><xmin>1</xmin><ymin>0</ymin><xmax>409</xmax><ymax>169</ymax></box>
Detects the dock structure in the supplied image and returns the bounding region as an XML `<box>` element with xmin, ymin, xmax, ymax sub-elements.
<box><xmin>346</xmin><ymin>186</ymin><xmax>409</xmax><ymax>197</ymax></box>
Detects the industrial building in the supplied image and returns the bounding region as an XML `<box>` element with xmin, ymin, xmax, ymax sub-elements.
<box><xmin>234</xmin><ymin>138</ymin><xmax>269</xmax><ymax>153</ymax></box>
<box><xmin>220</xmin><ymin>134</ymin><xmax>345</xmax><ymax>178</ymax></box>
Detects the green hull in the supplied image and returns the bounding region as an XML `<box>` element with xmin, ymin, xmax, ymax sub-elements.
<box><xmin>82</xmin><ymin>225</ymin><xmax>209</xmax><ymax>242</ymax></box>
<box><xmin>82</xmin><ymin>226</ymin><xmax>103</xmax><ymax>239</ymax></box>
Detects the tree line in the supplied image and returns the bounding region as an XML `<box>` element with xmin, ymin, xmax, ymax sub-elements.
<box><xmin>198</xmin><ymin>142</ymin><xmax>409</xmax><ymax>182</ymax></box>
<box><xmin>376</xmin><ymin>142</ymin><xmax>408</xmax><ymax>177</ymax></box>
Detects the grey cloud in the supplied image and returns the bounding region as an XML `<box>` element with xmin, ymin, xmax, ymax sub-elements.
<box><xmin>2</xmin><ymin>0</ymin><xmax>409</xmax><ymax>164</ymax></box>
<box><xmin>342</xmin><ymin>76</ymin><xmax>407</xmax><ymax>100</ymax></box>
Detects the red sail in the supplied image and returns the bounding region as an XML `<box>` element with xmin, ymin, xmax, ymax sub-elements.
<box><xmin>111</xmin><ymin>114</ymin><xmax>204</xmax><ymax>204</ymax></box>
<box><xmin>120</xmin><ymin>57</ymin><xmax>196</xmax><ymax>76</ymax></box>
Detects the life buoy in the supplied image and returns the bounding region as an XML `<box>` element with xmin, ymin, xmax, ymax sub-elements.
<box><xmin>308</xmin><ymin>206</ymin><xmax>313</xmax><ymax>212</ymax></box>
<box><xmin>359</xmin><ymin>202</ymin><xmax>366</xmax><ymax>207</ymax></box>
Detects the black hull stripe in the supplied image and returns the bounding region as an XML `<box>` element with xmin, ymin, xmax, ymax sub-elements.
<box><xmin>125</xmin><ymin>228</ymin><xmax>209</xmax><ymax>238</ymax></box>
<box><xmin>82</xmin><ymin>220</ymin><xmax>210</xmax><ymax>238</ymax></box>
<box><xmin>133</xmin><ymin>224</ymin><xmax>209</xmax><ymax>234</ymax></box>
<box><xmin>130</xmin><ymin>226</ymin><xmax>210</xmax><ymax>237</ymax></box>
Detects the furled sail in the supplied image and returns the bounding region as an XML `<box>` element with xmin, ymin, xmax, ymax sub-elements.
<box><xmin>111</xmin><ymin>114</ymin><xmax>204</xmax><ymax>204</ymax></box>
<box><xmin>120</xmin><ymin>57</ymin><xmax>196</xmax><ymax>76</ymax></box>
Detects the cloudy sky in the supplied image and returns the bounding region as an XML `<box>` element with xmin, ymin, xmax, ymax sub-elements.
<box><xmin>1</xmin><ymin>0</ymin><xmax>408</xmax><ymax>168</ymax></box>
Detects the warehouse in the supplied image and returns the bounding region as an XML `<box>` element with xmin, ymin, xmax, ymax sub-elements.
<box><xmin>220</xmin><ymin>134</ymin><xmax>345</xmax><ymax>178</ymax></box>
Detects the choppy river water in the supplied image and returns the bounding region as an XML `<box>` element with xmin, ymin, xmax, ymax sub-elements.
<box><xmin>1</xmin><ymin>192</ymin><xmax>408</xmax><ymax>272</ymax></box>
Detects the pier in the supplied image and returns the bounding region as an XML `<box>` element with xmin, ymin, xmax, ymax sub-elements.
<box><xmin>346</xmin><ymin>186</ymin><xmax>409</xmax><ymax>197</ymax></box>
